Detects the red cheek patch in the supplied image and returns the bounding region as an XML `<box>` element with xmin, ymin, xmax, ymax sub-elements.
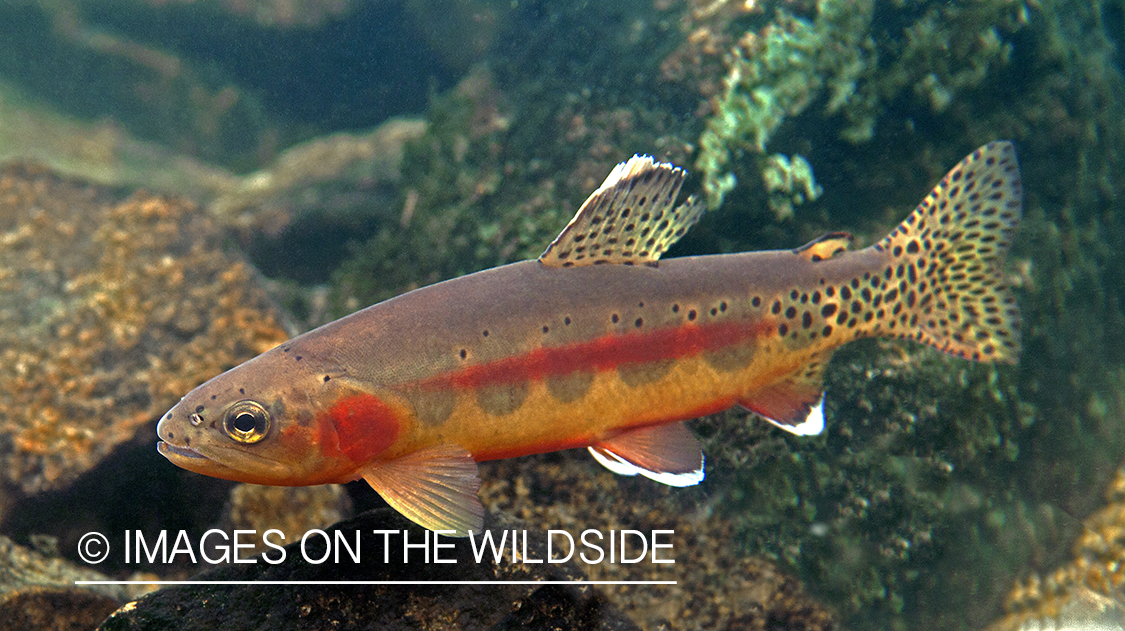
<box><xmin>324</xmin><ymin>394</ymin><xmax>401</xmax><ymax>464</ymax></box>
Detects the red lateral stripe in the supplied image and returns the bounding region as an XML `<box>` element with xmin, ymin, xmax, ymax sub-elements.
<box><xmin>421</xmin><ymin>318</ymin><xmax>775</xmax><ymax>391</ymax></box>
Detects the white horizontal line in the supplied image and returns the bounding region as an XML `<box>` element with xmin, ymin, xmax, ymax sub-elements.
<box><xmin>75</xmin><ymin>580</ymin><xmax>677</xmax><ymax>586</ymax></box>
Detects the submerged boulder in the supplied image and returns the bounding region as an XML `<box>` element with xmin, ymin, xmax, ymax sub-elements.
<box><xmin>0</xmin><ymin>164</ymin><xmax>289</xmax><ymax>498</ymax></box>
<box><xmin>0</xmin><ymin>533</ymin><xmax>125</xmax><ymax>631</ymax></box>
<box><xmin>99</xmin><ymin>508</ymin><xmax>641</xmax><ymax>631</ymax></box>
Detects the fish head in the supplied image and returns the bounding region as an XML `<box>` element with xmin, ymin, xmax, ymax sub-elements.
<box><xmin>157</xmin><ymin>342</ymin><xmax>403</xmax><ymax>486</ymax></box>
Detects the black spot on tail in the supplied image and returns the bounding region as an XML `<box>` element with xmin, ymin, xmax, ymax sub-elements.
<box><xmin>874</xmin><ymin>142</ymin><xmax>1022</xmax><ymax>363</ymax></box>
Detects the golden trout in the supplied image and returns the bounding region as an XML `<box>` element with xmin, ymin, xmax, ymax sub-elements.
<box><xmin>157</xmin><ymin>142</ymin><xmax>1022</xmax><ymax>535</ymax></box>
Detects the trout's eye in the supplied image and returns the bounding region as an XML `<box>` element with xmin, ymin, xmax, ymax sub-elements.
<box><xmin>222</xmin><ymin>400</ymin><xmax>270</xmax><ymax>444</ymax></box>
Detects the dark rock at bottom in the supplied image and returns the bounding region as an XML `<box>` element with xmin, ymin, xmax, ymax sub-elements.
<box><xmin>1</xmin><ymin>586</ymin><xmax>119</xmax><ymax>631</ymax></box>
<box><xmin>98</xmin><ymin>508</ymin><xmax>640</xmax><ymax>631</ymax></box>
<box><xmin>0</xmin><ymin>533</ymin><xmax>126</xmax><ymax>631</ymax></box>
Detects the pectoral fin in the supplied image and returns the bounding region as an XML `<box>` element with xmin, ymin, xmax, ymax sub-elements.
<box><xmin>588</xmin><ymin>421</ymin><xmax>704</xmax><ymax>487</ymax></box>
<box><xmin>362</xmin><ymin>444</ymin><xmax>483</xmax><ymax>536</ymax></box>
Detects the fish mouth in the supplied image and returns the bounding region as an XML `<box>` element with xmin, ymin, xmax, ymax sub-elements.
<box><xmin>156</xmin><ymin>440</ymin><xmax>248</xmax><ymax>480</ymax></box>
<box><xmin>156</xmin><ymin>439</ymin><xmax>296</xmax><ymax>484</ymax></box>
<box><xmin>157</xmin><ymin>441</ymin><xmax>208</xmax><ymax>461</ymax></box>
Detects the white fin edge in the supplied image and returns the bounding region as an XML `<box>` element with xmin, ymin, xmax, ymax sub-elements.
<box><xmin>763</xmin><ymin>396</ymin><xmax>826</xmax><ymax>436</ymax></box>
<box><xmin>539</xmin><ymin>155</ymin><xmax>705</xmax><ymax>267</ymax></box>
<box><xmin>587</xmin><ymin>446</ymin><xmax>705</xmax><ymax>487</ymax></box>
<box><xmin>603</xmin><ymin>155</ymin><xmax>662</xmax><ymax>188</ymax></box>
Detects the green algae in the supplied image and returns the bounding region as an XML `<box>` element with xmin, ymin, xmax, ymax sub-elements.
<box><xmin>696</xmin><ymin>0</ymin><xmax>875</xmax><ymax>212</ymax></box>
<box><xmin>329</xmin><ymin>0</ymin><xmax>696</xmax><ymax>313</ymax></box>
<box><xmin>761</xmin><ymin>153</ymin><xmax>822</xmax><ymax>220</ymax></box>
<box><xmin>686</xmin><ymin>0</ymin><xmax>1125</xmax><ymax>625</ymax></box>
<box><xmin>696</xmin><ymin>344</ymin><xmax>1039</xmax><ymax>630</ymax></box>
<box><xmin>696</xmin><ymin>0</ymin><xmax>1023</xmax><ymax>215</ymax></box>
<box><xmin>0</xmin><ymin>0</ymin><xmax>1121</xmax><ymax>629</ymax></box>
<box><xmin>329</xmin><ymin>67</ymin><xmax>572</xmax><ymax>312</ymax></box>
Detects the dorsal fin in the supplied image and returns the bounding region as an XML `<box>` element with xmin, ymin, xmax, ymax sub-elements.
<box><xmin>539</xmin><ymin>155</ymin><xmax>706</xmax><ymax>268</ymax></box>
<box><xmin>793</xmin><ymin>231</ymin><xmax>853</xmax><ymax>262</ymax></box>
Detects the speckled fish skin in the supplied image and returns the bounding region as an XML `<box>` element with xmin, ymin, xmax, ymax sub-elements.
<box><xmin>157</xmin><ymin>142</ymin><xmax>1022</xmax><ymax>534</ymax></box>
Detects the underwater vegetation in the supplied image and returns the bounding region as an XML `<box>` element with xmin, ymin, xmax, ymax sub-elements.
<box><xmin>693</xmin><ymin>0</ymin><xmax>1024</xmax><ymax>215</ymax></box>
<box><xmin>662</xmin><ymin>0</ymin><xmax>1125</xmax><ymax>628</ymax></box>
<box><xmin>327</xmin><ymin>3</ymin><xmax>1125</xmax><ymax>628</ymax></box>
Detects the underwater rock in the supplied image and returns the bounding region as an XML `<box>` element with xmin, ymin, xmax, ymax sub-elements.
<box><xmin>209</xmin><ymin>118</ymin><xmax>426</xmax><ymax>225</ymax></box>
<box><xmin>210</xmin><ymin>118</ymin><xmax>427</xmax><ymax>285</ymax></box>
<box><xmin>0</xmin><ymin>77</ymin><xmax>238</xmax><ymax>201</ymax></box>
<box><xmin>0</xmin><ymin>164</ymin><xmax>289</xmax><ymax>497</ymax></box>
<box><xmin>0</xmin><ymin>533</ymin><xmax>125</xmax><ymax>630</ymax></box>
<box><xmin>478</xmin><ymin>454</ymin><xmax>838</xmax><ymax>631</ymax></box>
<box><xmin>0</xmin><ymin>1</ymin><xmax>456</xmax><ymax>172</ymax></box>
<box><xmin>984</xmin><ymin>466</ymin><xmax>1125</xmax><ymax>631</ymax></box>
<box><xmin>98</xmin><ymin>508</ymin><xmax>641</xmax><ymax>631</ymax></box>
<box><xmin>220</xmin><ymin>484</ymin><xmax>353</xmax><ymax>556</ymax></box>
<box><xmin>988</xmin><ymin>588</ymin><xmax>1125</xmax><ymax>631</ymax></box>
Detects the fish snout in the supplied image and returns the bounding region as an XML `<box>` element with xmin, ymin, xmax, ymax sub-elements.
<box><xmin>156</xmin><ymin>401</ymin><xmax>206</xmax><ymax>447</ymax></box>
<box><xmin>155</xmin><ymin>403</ymin><xmax>218</xmax><ymax>466</ymax></box>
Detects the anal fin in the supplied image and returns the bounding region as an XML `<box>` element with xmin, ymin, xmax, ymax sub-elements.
<box><xmin>739</xmin><ymin>358</ymin><xmax>829</xmax><ymax>436</ymax></box>
<box><xmin>588</xmin><ymin>421</ymin><xmax>704</xmax><ymax>487</ymax></box>
<box><xmin>362</xmin><ymin>444</ymin><xmax>483</xmax><ymax>537</ymax></box>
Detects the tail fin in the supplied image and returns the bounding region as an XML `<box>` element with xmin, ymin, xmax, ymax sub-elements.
<box><xmin>877</xmin><ymin>141</ymin><xmax>1022</xmax><ymax>363</ymax></box>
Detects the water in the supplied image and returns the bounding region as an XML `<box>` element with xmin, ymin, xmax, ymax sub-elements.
<box><xmin>0</xmin><ymin>1</ymin><xmax>1122</xmax><ymax>630</ymax></box>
